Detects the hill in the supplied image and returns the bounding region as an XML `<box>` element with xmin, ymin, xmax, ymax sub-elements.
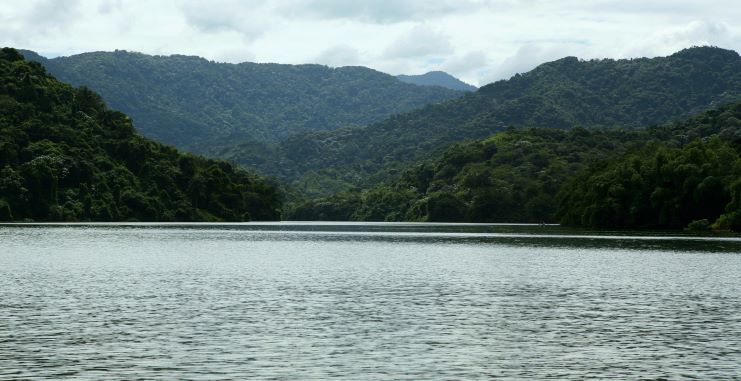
<box><xmin>19</xmin><ymin>50</ymin><xmax>464</xmax><ymax>152</ymax></box>
<box><xmin>558</xmin><ymin>103</ymin><xmax>741</xmax><ymax>230</ymax></box>
<box><xmin>0</xmin><ymin>48</ymin><xmax>281</xmax><ymax>222</ymax></box>
<box><xmin>396</xmin><ymin>71</ymin><xmax>477</xmax><ymax>92</ymax></box>
<box><xmin>226</xmin><ymin>46</ymin><xmax>741</xmax><ymax>195</ymax></box>
<box><xmin>289</xmin><ymin>102</ymin><xmax>741</xmax><ymax>232</ymax></box>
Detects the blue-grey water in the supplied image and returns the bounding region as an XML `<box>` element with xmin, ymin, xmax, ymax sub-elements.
<box><xmin>1</xmin><ymin>223</ymin><xmax>740</xmax><ymax>380</ymax></box>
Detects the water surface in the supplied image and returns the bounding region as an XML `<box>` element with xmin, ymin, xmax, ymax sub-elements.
<box><xmin>1</xmin><ymin>223</ymin><xmax>740</xmax><ymax>379</ymax></box>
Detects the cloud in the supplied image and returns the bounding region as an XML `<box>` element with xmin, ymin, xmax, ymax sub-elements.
<box><xmin>97</xmin><ymin>0</ymin><xmax>122</xmax><ymax>15</ymax></box>
<box><xmin>382</xmin><ymin>25</ymin><xmax>453</xmax><ymax>59</ymax></box>
<box><xmin>179</xmin><ymin>0</ymin><xmax>272</xmax><ymax>39</ymax></box>
<box><xmin>286</xmin><ymin>0</ymin><xmax>491</xmax><ymax>24</ymax></box>
<box><xmin>438</xmin><ymin>51</ymin><xmax>490</xmax><ymax>85</ymax></box>
<box><xmin>482</xmin><ymin>44</ymin><xmax>584</xmax><ymax>85</ymax></box>
<box><xmin>2</xmin><ymin>0</ymin><xmax>741</xmax><ymax>85</ymax></box>
<box><xmin>314</xmin><ymin>45</ymin><xmax>363</xmax><ymax>67</ymax></box>
<box><xmin>442</xmin><ymin>51</ymin><xmax>489</xmax><ymax>74</ymax></box>
<box><xmin>624</xmin><ymin>20</ymin><xmax>741</xmax><ymax>57</ymax></box>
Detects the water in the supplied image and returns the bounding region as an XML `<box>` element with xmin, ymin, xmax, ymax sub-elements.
<box><xmin>1</xmin><ymin>223</ymin><xmax>740</xmax><ymax>379</ymax></box>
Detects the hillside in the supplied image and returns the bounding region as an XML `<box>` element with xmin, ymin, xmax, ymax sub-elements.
<box><xmin>0</xmin><ymin>48</ymin><xmax>281</xmax><ymax>222</ymax></box>
<box><xmin>19</xmin><ymin>50</ymin><xmax>463</xmax><ymax>152</ymax></box>
<box><xmin>397</xmin><ymin>71</ymin><xmax>477</xmax><ymax>92</ymax></box>
<box><xmin>288</xmin><ymin>127</ymin><xmax>642</xmax><ymax>221</ymax></box>
<box><xmin>233</xmin><ymin>46</ymin><xmax>741</xmax><ymax>194</ymax></box>
<box><xmin>558</xmin><ymin>102</ymin><xmax>741</xmax><ymax>230</ymax></box>
<box><xmin>289</xmin><ymin>102</ymin><xmax>741</xmax><ymax>231</ymax></box>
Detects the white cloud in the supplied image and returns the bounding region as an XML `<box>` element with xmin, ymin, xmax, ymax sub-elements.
<box><xmin>481</xmin><ymin>44</ymin><xmax>588</xmax><ymax>85</ymax></box>
<box><xmin>382</xmin><ymin>25</ymin><xmax>453</xmax><ymax>59</ymax></box>
<box><xmin>314</xmin><ymin>45</ymin><xmax>363</xmax><ymax>67</ymax></box>
<box><xmin>440</xmin><ymin>51</ymin><xmax>490</xmax><ymax>85</ymax></box>
<box><xmin>1</xmin><ymin>0</ymin><xmax>741</xmax><ymax>85</ymax></box>
<box><xmin>623</xmin><ymin>20</ymin><xmax>741</xmax><ymax>58</ymax></box>
<box><xmin>180</xmin><ymin>0</ymin><xmax>272</xmax><ymax>39</ymax></box>
<box><xmin>284</xmin><ymin>0</ymin><xmax>495</xmax><ymax>24</ymax></box>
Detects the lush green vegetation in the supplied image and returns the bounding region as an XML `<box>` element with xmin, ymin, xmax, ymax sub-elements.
<box><xmin>23</xmin><ymin>47</ymin><xmax>741</xmax><ymax>199</ymax></box>
<box><xmin>232</xmin><ymin>47</ymin><xmax>741</xmax><ymax>195</ymax></box>
<box><xmin>558</xmin><ymin>103</ymin><xmax>741</xmax><ymax>230</ymax></box>
<box><xmin>0</xmin><ymin>48</ymin><xmax>281</xmax><ymax>222</ymax></box>
<box><xmin>288</xmin><ymin>127</ymin><xmax>642</xmax><ymax>221</ymax></box>
<box><xmin>290</xmin><ymin>103</ymin><xmax>741</xmax><ymax>232</ymax></box>
<box><xmin>20</xmin><ymin>50</ymin><xmax>463</xmax><ymax>152</ymax></box>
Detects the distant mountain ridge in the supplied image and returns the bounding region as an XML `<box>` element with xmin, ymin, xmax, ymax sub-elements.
<box><xmin>396</xmin><ymin>71</ymin><xmax>477</xmax><ymax>92</ymax></box>
<box><xmin>218</xmin><ymin>46</ymin><xmax>741</xmax><ymax>195</ymax></box>
<box><xmin>19</xmin><ymin>50</ymin><xmax>464</xmax><ymax>152</ymax></box>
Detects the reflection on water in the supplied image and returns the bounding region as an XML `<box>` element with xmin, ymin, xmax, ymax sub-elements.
<box><xmin>1</xmin><ymin>223</ymin><xmax>739</xmax><ymax>379</ymax></box>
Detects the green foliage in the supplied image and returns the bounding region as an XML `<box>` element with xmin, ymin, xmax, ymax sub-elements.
<box><xmin>0</xmin><ymin>48</ymin><xmax>281</xmax><ymax>222</ymax></box>
<box><xmin>21</xmin><ymin>49</ymin><xmax>463</xmax><ymax>152</ymax></box>
<box><xmin>290</xmin><ymin>102</ymin><xmax>741</xmax><ymax>228</ymax></box>
<box><xmin>287</xmin><ymin>127</ymin><xmax>642</xmax><ymax>222</ymax></box>
<box><xmin>233</xmin><ymin>46</ymin><xmax>741</xmax><ymax>195</ymax></box>
<box><xmin>557</xmin><ymin>103</ymin><xmax>741</xmax><ymax>230</ymax></box>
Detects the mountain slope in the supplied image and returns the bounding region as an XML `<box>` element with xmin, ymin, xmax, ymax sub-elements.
<box><xmin>0</xmin><ymin>48</ymin><xmax>281</xmax><ymax>222</ymax></box>
<box><xmin>558</xmin><ymin>102</ymin><xmax>741</xmax><ymax>230</ymax></box>
<box><xmin>20</xmin><ymin>50</ymin><xmax>464</xmax><ymax>152</ymax></box>
<box><xmin>397</xmin><ymin>71</ymin><xmax>477</xmax><ymax>92</ymax></box>
<box><xmin>223</xmin><ymin>46</ymin><xmax>741</xmax><ymax>194</ymax></box>
<box><xmin>289</xmin><ymin>102</ymin><xmax>741</xmax><ymax>229</ymax></box>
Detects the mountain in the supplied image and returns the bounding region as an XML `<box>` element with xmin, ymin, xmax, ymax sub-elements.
<box><xmin>396</xmin><ymin>71</ymin><xmax>477</xmax><ymax>92</ymax></box>
<box><xmin>19</xmin><ymin>50</ymin><xmax>464</xmax><ymax>152</ymax></box>
<box><xmin>289</xmin><ymin>102</ymin><xmax>741</xmax><ymax>231</ymax></box>
<box><xmin>0</xmin><ymin>48</ymin><xmax>281</xmax><ymax>222</ymax></box>
<box><xmin>221</xmin><ymin>46</ymin><xmax>741</xmax><ymax>195</ymax></box>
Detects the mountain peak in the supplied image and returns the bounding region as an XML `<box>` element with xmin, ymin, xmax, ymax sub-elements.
<box><xmin>670</xmin><ymin>45</ymin><xmax>740</xmax><ymax>60</ymax></box>
<box><xmin>397</xmin><ymin>71</ymin><xmax>477</xmax><ymax>92</ymax></box>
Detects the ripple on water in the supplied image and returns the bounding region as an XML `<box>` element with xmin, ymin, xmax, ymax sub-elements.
<box><xmin>0</xmin><ymin>224</ymin><xmax>740</xmax><ymax>379</ymax></box>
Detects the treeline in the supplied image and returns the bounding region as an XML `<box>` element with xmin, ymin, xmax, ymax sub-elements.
<box><xmin>0</xmin><ymin>48</ymin><xmax>281</xmax><ymax>222</ymax></box>
<box><xmin>289</xmin><ymin>103</ymin><xmax>741</xmax><ymax>231</ymax></box>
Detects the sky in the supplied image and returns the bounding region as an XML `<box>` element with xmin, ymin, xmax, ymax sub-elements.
<box><xmin>2</xmin><ymin>0</ymin><xmax>740</xmax><ymax>86</ymax></box>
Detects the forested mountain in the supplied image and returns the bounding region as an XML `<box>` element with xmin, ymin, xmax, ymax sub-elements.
<box><xmin>558</xmin><ymin>103</ymin><xmax>741</xmax><ymax>230</ymax></box>
<box><xmin>222</xmin><ymin>46</ymin><xmax>741</xmax><ymax>195</ymax></box>
<box><xmin>397</xmin><ymin>71</ymin><xmax>477</xmax><ymax>92</ymax></box>
<box><xmin>288</xmin><ymin>127</ymin><xmax>642</xmax><ymax>221</ymax></box>
<box><xmin>19</xmin><ymin>50</ymin><xmax>463</xmax><ymax>152</ymax></box>
<box><xmin>289</xmin><ymin>102</ymin><xmax>741</xmax><ymax>232</ymax></box>
<box><xmin>0</xmin><ymin>48</ymin><xmax>281</xmax><ymax>222</ymax></box>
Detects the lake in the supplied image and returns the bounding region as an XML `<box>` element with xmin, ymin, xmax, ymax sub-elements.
<box><xmin>1</xmin><ymin>223</ymin><xmax>740</xmax><ymax>379</ymax></box>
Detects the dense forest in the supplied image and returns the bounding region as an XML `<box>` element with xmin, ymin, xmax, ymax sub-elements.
<box><xmin>558</xmin><ymin>103</ymin><xmax>741</xmax><ymax>230</ymax></box>
<box><xmin>20</xmin><ymin>50</ymin><xmax>463</xmax><ymax>152</ymax></box>
<box><xmin>223</xmin><ymin>47</ymin><xmax>741</xmax><ymax>195</ymax></box>
<box><xmin>0</xmin><ymin>48</ymin><xmax>281</xmax><ymax>222</ymax></box>
<box><xmin>288</xmin><ymin>127</ymin><xmax>643</xmax><ymax>221</ymax></box>
<box><xmin>7</xmin><ymin>45</ymin><xmax>741</xmax><ymax>230</ymax></box>
<box><xmin>290</xmin><ymin>103</ymin><xmax>741</xmax><ymax>231</ymax></box>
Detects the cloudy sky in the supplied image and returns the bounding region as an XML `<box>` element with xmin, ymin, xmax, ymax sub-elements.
<box><xmin>2</xmin><ymin>0</ymin><xmax>740</xmax><ymax>86</ymax></box>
